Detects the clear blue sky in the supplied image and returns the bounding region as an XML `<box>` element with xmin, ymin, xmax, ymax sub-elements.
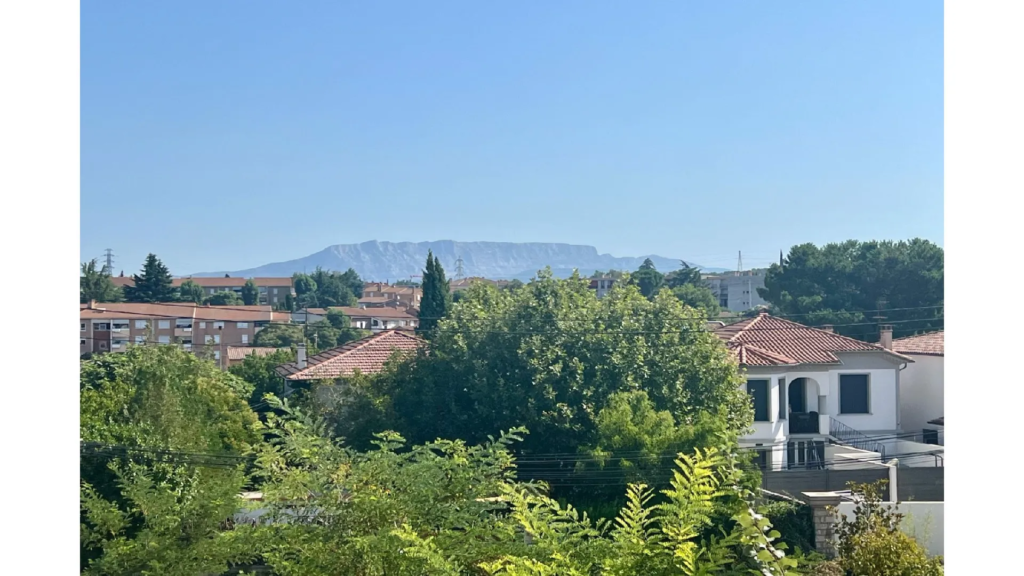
<box><xmin>82</xmin><ymin>1</ymin><xmax>942</xmax><ymax>275</ymax></box>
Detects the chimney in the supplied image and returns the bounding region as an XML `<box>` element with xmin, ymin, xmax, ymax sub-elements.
<box><xmin>296</xmin><ymin>343</ymin><xmax>307</xmax><ymax>369</ymax></box>
<box><xmin>879</xmin><ymin>325</ymin><xmax>893</xmax><ymax>350</ymax></box>
<box><xmin>821</xmin><ymin>324</ymin><xmax>834</xmax><ymax>333</ymax></box>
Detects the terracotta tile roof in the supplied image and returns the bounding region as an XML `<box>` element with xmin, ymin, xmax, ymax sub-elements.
<box><xmin>227</xmin><ymin>346</ymin><xmax>286</xmax><ymax>361</ymax></box>
<box><xmin>892</xmin><ymin>330</ymin><xmax>943</xmax><ymax>356</ymax></box>
<box><xmin>80</xmin><ymin>302</ymin><xmax>285</xmax><ymax>323</ymax></box>
<box><xmin>109</xmin><ymin>277</ymin><xmax>293</xmax><ymax>289</ymax></box>
<box><xmin>276</xmin><ymin>330</ymin><xmax>425</xmax><ymax>380</ymax></box>
<box><xmin>713</xmin><ymin>313</ymin><xmax>911</xmax><ymax>366</ymax></box>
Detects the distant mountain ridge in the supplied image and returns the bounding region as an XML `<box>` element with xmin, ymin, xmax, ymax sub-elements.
<box><xmin>192</xmin><ymin>241</ymin><xmax>727</xmax><ymax>281</ymax></box>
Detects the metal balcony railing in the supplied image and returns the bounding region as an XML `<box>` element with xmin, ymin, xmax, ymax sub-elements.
<box><xmin>829</xmin><ymin>418</ymin><xmax>886</xmax><ymax>462</ymax></box>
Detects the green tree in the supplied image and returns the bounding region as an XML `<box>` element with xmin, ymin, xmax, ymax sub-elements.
<box><xmin>292</xmin><ymin>273</ymin><xmax>317</xmax><ymax>303</ymax></box>
<box><xmin>310</xmin><ymin>267</ymin><xmax>357</xmax><ymax>307</ymax></box>
<box><xmin>241</xmin><ymin>278</ymin><xmax>260</xmax><ymax>305</ymax></box>
<box><xmin>760</xmin><ymin>239</ymin><xmax>944</xmax><ymax>340</ymax></box>
<box><xmin>417</xmin><ymin>250</ymin><xmax>451</xmax><ymax>336</ymax></box>
<box><xmin>324</xmin><ymin>309</ymin><xmax>365</xmax><ymax>343</ymax></box>
<box><xmin>123</xmin><ymin>254</ymin><xmax>175</xmax><ymax>303</ymax></box>
<box><xmin>253</xmin><ymin>323</ymin><xmax>305</xmax><ymax>348</ymax></box>
<box><xmin>348</xmin><ymin>270</ymin><xmax>750</xmax><ymax>458</ymax></box>
<box><xmin>81</xmin><ymin>259</ymin><xmax>123</xmax><ymax>303</ymax></box>
<box><xmin>338</xmin><ymin>267</ymin><xmax>364</xmax><ymax>298</ymax></box>
<box><xmin>80</xmin><ymin>346</ymin><xmax>261</xmax><ymax>575</ymax></box>
<box><xmin>672</xmin><ymin>283</ymin><xmax>721</xmax><ymax>317</ymax></box>
<box><xmin>205</xmin><ymin>290</ymin><xmax>243</xmax><ymax>306</ymax></box>
<box><xmin>664</xmin><ymin>261</ymin><xmax>703</xmax><ymax>289</ymax></box>
<box><xmin>631</xmin><ymin>258</ymin><xmax>665</xmax><ymax>299</ymax></box>
<box><xmin>228</xmin><ymin>348</ymin><xmax>295</xmax><ymax>407</ymax></box>
<box><xmin>176</xmin><ymin>279</ymin><xmax>205</xmax><ymax>304</ymax></box>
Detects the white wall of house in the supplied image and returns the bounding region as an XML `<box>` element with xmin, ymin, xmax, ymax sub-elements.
<box><xmin>898</xmin><ymin>354</ymin><xmax>944</xmax><ymax>436</ymax></box>
<box><xmin>824</xmin><ymin>367</ymin><xmax>899</xmax><ymax>434</ymax></box>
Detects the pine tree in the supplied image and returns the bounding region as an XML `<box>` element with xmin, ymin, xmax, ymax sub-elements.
<box><xmin>124</xmin><ymin>254</ymin><xmax>175</xmax><ymax>303</ymax></box>
<box><xmin>418</xmin><ymin>251</ymin><xmax>451</xmax><ymax>337</ymax></box>
<box><xmin>80</xmin><ymin>259</ymin><xmax>123</xmax><ymax>303</ymax></box>
<box><xmin>241</xmin><ymin>279</ymin><xmax>260</xmax><ymax>305</ymax></box>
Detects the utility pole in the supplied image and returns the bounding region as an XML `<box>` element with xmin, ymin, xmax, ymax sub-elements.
<box><xmin>102</xmin><ymin>249</ymin><xmax>115</xmax><ymax>276</ymax></box>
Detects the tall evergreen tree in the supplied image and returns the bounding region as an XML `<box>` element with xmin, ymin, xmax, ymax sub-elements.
<box><xmin>241</xmin><ymin>279</ymin><xmax>260</xmax><ymax>305</ymax></box>
<box><xmin>632</xmin><ymin>258</ymin><xmax>665</xmax><ymax>299</ymax></box>
<box><xmin>80</xmin><ymin>259</ymin><xmax>123</xmax><ymax>303</ymax></box>
<box><xmin>123</xmin><ymin>254</ymin><xmax>175</xmax><ymax>303</ymax></box>
<box><xmin>417</xmin><ymin>251</ymin><xmax>451</xmax><ymax>337</ymax></box>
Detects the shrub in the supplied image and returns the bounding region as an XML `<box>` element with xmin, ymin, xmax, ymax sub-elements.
<box><xmin>763</xmin><ymin>499</ymin><xmax>815</xmax><ymax>553</ymax></box>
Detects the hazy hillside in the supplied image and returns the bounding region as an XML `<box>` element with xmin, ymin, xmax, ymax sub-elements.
<box><xmin>192</xmin><ymin>240</ymin><xmax>725</xmax><ymax>281</ymax></box>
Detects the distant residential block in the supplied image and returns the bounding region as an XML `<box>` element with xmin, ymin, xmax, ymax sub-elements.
<box><xmin>110</xmin><ymin>276</ymin><xmax>295</xmax><ymax>306</ymax></box>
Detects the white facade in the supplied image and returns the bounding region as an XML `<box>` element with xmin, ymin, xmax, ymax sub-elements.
<box><xmin>739</xmin><ymin>352</ymin><xmax>904</xmax><ymax>471</ymax></box>
<box><xmin>897</xmin><ymin>354</ymin><xmax>944</xmax><ymax>440</ymax></box>
<box><xmin>705</xmin><ymin>270</ymin><xmax>768</xmax><ymax>312</ymax></box>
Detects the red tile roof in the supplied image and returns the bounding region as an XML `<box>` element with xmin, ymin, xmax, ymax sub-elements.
<box><xmin>80</xmin><ymin>302</ymin><xmax>285</xmax><ymax>323</ymax></box>
<box><xmin>227</xmin><ymin>346</ymin><xmax>286</xmax><ymax>361</ymax></box>
<box><xmin>109</xmin><ymin>277</ymin><xmax>292</xmax><ymax>289</ymax></box>
<box><xmin>276</xmin><ymin>330</ymin><xmax>425</xmax><ymax>380</ymax></box>
<box><xmin>892</xmin><ymin>330</ymin><xmax>943</xmax><ymax>356</ymax></box>
<box><xmin>714</xmin><ymin>313</ymin><xmax>911</xmax><ymax>366</ymax></box>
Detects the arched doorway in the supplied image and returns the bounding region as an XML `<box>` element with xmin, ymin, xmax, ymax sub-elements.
<box><xmin>786</xmin><ymin>377</ymin><xmax>822</xmax><ymax>434</ymax></box>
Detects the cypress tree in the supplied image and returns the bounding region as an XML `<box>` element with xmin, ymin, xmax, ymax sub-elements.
<box><xmin>418</xmin><ymin>251</ymin><xmax>451</xmax><ymax>337</ymax></box>
<box><xmin>241</xmin><ymin>279</ymin><xmax>260</xmax><ymax>305</ymax></box>
<box><xmin>124</xmin><ymin>254</ymin><xmax>175</xmax><ymax>303</ymax></box>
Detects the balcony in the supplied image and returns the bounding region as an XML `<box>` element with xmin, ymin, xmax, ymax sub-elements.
<box><xmin>789</xmin><ymin>412</ymin><xmax>821</xmax><ymax>434</ymax></box>
<box><xmin>174</xmin><ymin>328</ymin><xmax>193</xmax><ymax>337</ymax></box>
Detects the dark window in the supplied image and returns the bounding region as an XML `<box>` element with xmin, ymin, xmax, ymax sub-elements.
<box><xmin>747</xmin><ymin>379</ymin><xmax>770</xmax><ymax>422</ymax></box>
<box><xmin>839</xmin><ymin>374</ymin><xmax>870</xmax><ymax>414</ymax></box>
<box><xmin>922</xmin><ymin>429</ymin><xmax>939</xmax><ymax>445</ymax></box>
<box><xmin>755</xmin><ymin>446</ymin><xmax>769</xmax><ymax>470</ymax></box>
<box><xmin>778</xmin><ymin>378</ymin><xmax>787</xmax><ymax>419</ymax></box>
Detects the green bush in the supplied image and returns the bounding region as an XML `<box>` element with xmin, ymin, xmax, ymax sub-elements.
<box><xmin>842</xmin><ymin>528</ymin><xmax>943</xmax><ymax>576</ymax></box>
<box><xmin>763</xmin><ymin>499</ymin><xmax>815</xmax><ymax>553</ymax></box>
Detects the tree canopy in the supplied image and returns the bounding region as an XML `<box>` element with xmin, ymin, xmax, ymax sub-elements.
<box><xmin>631</xmin><ymin>258</ymin><xmax>665</xmax><ymax>299</ymax></box>
<box><xmin>123</xmin><ymin>254</ymin><xmax>175</xmax><ymax>303</ymax></box>
<box><xmin>81</xmin><ymin>259</ymin><xmax>123</xmax><ymax>303</ymax></box>
<box><xmin>291</xmin><ymin>268</ymin><xmax>363</xmax><ymax>309</ymax></box>
<box><xmin>176</xmin><ymin>279</ymin><xmax>205</xmax><ymax>304</ymax></box>
<box><xmin>340</xmin><ymin>270</ymin><xmax>750</xmax><ymax>458</ymax></box>
<box><xmin>205</xmin><ymin>290</ymin><xmax>244</xmax><ymax>306</ymax></box>
<box><xmin>759</xmin><ymin>239</ymin><xmax>944</xmax><ymax>340</ymax></box>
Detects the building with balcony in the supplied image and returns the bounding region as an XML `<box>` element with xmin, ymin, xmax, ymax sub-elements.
<box><xmin>291</xmin><ymin>306</ymin><xmax>419</xmax><ymax>332</ymax></box>
<box><xmin>81</xmin><ymin>301</ymin><xmax>290</xmax><ymax>368</ymax></box>
<box><xmin>715</xmin><ymin>313</ymin><xmax>914</xmax><ymax>471</ymax></box>
<box><xmin>588</xmin><ymin>277</ymin><xmax>616</xmax><ymax>298</ymax></box>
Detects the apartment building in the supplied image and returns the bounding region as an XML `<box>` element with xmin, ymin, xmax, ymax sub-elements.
<box><xmin>703</xmin><ymin>270</ymin><xmax>768</xmax><ymax>312</ymax></box>
<box><xmin>588</xmin><ymin>277</ymin><xmax>616</xmax><ymax>298</ymax></box>
<box><xmin>361</xmin><ymin>283</ymin><xmax>422</xmax><ymax>309</ymax></box>
<box><xmin>80</xmin><ymin>301</ymin><xmax>290</xmax><ymax>368</ymax></box>
<box><xmin>110</xmin><ymin>276</ymin><xmax>294</xmax><ymax>306</ymax></box>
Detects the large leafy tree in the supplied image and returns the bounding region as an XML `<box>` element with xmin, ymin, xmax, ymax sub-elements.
<box><xmin>309</xmin><ymin>267</ymin><xmax>358</xmax><ymax>307</ymax></box>
<box><xmin>81</xmin><ymin>259</ymin><xmax>123</xmax><ymax>303</ymax></box>
<box><xmin>241</xmin><ymin>278</ymin><xmax>260</xmax><ymax>305</ymax></box>
<box><xmin>760</xmin><ymin>239</ymin><xmax>944</xmax><ymax>340</ymax></box>
<box><xmin>631</xmin><ymin>258</ymin><xmax>665</xmax><ymax>299</ymax></box>
<box><xmin>176</xmin><ymin>279</ymin><xmax>205</xmax><ymax>304</ymax></box>
<box><xmin>417</xmin><ymin>250</ymin><xmax>451</xmax><ymax>336</ymax></box>
<box><xmin>123</xmin><ymin>254</ymin><xmax>175</xmax><ymax>303</ymax></box>
<box><xmin>292</xmin><ymin>273</ymin><xmax>317</xmax><ymax>306</ymax></box>
<box><xmin>346</xmin><ymin>270</ymin><xmax>750</xmax><ymax>458</ymax></box>
<box><xmin>664</xmin><ymin>261</ymin><xmax>703</xmax><ymax>289</ymax></box>
<box><xmin>672</xmin><ymin>283</ymin><xmax>721</xmax><ymax>318</ymax></box>
<box><xmin>79</xmin><ymin>345</ymin><xmax>261</xmax><ymax>575</ymax></box>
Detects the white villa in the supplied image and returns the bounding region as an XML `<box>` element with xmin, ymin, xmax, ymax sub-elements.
<box><xmin>715</xmin><ymin>313</ymin><xmax>925</xmax><ymax>471</ymax></box>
